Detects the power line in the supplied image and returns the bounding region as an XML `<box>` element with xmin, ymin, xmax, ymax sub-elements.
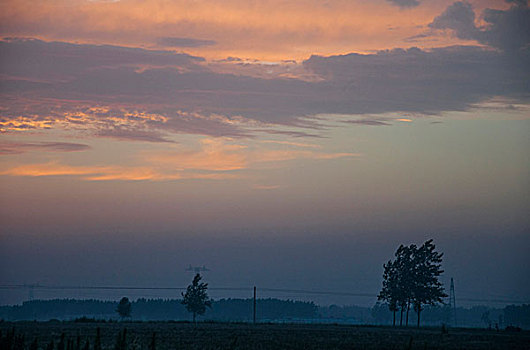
<box><xmin>259</xmin><ymin>288</ymin><xmax>375</xmax><ymax>298</ymax></box>
<box><xmin>0</xmin><ymin>284</ymin><xmax>528</xmax><ymax>304</ymax></box>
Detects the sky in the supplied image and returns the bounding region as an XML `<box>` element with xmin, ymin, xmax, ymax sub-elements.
<box><xmin>0</xmin><ymin>0</ymin><xmax>529</xmax><ymax>307</ymax></box>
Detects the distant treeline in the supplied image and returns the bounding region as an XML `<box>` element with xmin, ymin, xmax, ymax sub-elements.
<box><xmin>0</xmin><ymin>299</ymin><xmax>528</xmax><ymax>328</ymax></box>
<box><xmin>351</xmin><ymin>304</ymin><xmax>527</xmax><ymax>328</ymax></box>
<box><xmin>0</xmin><ymin>298</ymin><xmax>317</xmax><ymax>322</ymax></box>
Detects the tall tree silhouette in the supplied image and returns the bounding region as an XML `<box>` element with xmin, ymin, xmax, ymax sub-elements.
<box><xmin>379</xmin><ymin>239</ymin><xmax>446</xmax><ymax>327</ymax></box>
<box><xmin>181</xmin><ymin>273</ymin><xmax>212</xmax><ymax>323</ymax></box>
<box><xmin>411</xmin><ymin>239</ymin><xmax>447</xmax><ymax>327</ymax></box>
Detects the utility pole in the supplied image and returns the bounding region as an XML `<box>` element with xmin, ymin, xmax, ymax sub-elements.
<box><xmin>253</xmin><ymin>286</ymin><xmax>257</xmax><ymax>324</ymax></box>
<box><xmin>28</xmin><ymin>285</ymin><xmax>34</xmax><ymax>301</ymax></box>
<box><xmin>24</xmin><ymin>283</ymin><xmax>38</xmax><ymax>301</ymax></box>
<box><xmin>449</xmin><ymin>278</ymin><xmax>457</xmax><ymax>327</ymax></box>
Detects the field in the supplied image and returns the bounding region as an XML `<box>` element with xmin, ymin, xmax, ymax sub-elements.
<box><xmin>2</xmin><ymin>321</ymin><xmax>529</xmax><ymax>350</ymax></box>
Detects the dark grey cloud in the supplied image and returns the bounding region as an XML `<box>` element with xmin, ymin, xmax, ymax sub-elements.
<box><xmin>56</xmin><ymin>47</ymin><xmax>530</xmax><ymax>118</ymax></box>
<box><xmin>429</xmin><ymin>1</ymin><xmax>530</xmax><ymax>51</ymax></box>
<box><xmin>0</xmin><ymin>142</ymin><xmax>90</xmax><ymax>155</ymax></box>
<box><xmin>386</xmin><ymin>0</ymin><xmax>420</xmax><ymax>9</ymax></box>
<box><xmin>0</xmin><ymin>38</ymin><xmax>204</xmax><ymax>82</ymax></box>
<box><xmin>506</xmin><ymin>0</ymin><xmax>528</xmax><ymax>6</ymax></box>
<box><xmin>257</xmin><ymin>129</ymin><xmax>323</xmax><ymax>138</ymax></box>
<box><xmin>429</xmin><ymin>2</ymin><xmax>478</xmax><ymax>40</ymax></box>
<box><xmin>157</xmin><ymin>37</ymin><xmax>216</xmax><ymax>48</ymax></box>
<box><xmin>343</xmin><ymin>119</ymin><xmax>391</xmax><ymax>126</ymax></box>
<box><xmin>215</xmin><ymin>57</ymin><xmax>243</xmax><ymax>63</ymax></box>
<box><xmin>1</xmin><ymin>39</ymin><xmax>529</xmax><ymax>140</ymax></box>
<box><xmin>95</xmin><ymin>128</ymin><xmax>175</xmax><ymax>143</ymax></box>
<box><xmin>303</xmin><ymin>46</ymin><xmax>529</xmax><ymax>114</ymax></box>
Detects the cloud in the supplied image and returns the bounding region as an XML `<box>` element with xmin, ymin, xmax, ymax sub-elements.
<box><xmin>343</xmin><ymin>119</ymin><xmax>391</xmax><ymax>126</ymax></box>
<box><xmin>429</xmin><ymin>2</ymin><xmax>479</xmax><ymax>40</ymax></box>
<box><xmin>0</xmin><ymin>0</ymin><xmax>455</xmax><ymax>61</ymax></box>
<box><xmin>1</xmin><ymin>39</ymin><xmax>529</xmax><ymax>141</ymax></box>
<box><xmin>0</xmin><ymin>138</ymin><xmax>357</xmax><ymax>181</ymax></box>
<box><xmin>506</xmin><ymin>0</ymin><xmax>528</xmax><ymax>6</ymax></box>
<box><xmin>261</xmin><ymin>140</ymin><xmax>321</xmax><ymax>148</ymax></box>
<box><xmin>386</xmin><ymin>0</ymin><xmax>420</xmax><ymax>9</ymax></box>
<box><xmin>0</xmin><ymin>156</ymin><xmax>245</xmax><ymax>181</ymax></box>
<box><xmin>256</xmin><ymin>129</ymin><xmax>324</xmax><ymax>138</ymax></box>
<box><xmin>249</xmin><ymin>149</ymin><xmax>357</xmax><ymax>164</ymax></box>
<box><xmin>95</xmin><ymin>128</ymin><xmax>174</xmax><ymax>143</ymax></box>
<box><xmin>150</xmin><ymin>138</ymin><xmax>356</xmax><ymax>172</ymax></box>
<box><xmin>0</xmin><ymin>103</ymin><xmax>250</xmax><ymax>141</ymax></box>
<box><xmin>0</xmin><ymin>142</ymin><xmax>91</xmax><ymax>155</ymax></box>
<box><xmin>1</xmin><ymin>163</ymin><xmax>100</xmax><ymax>177</ymax></box>
<box><xmin>0</xmin><ymin>38</ymin><xmax>204</xmax><ymax>82</ymax></box>
<box><xmin>157</xmin><ymin>37</ymin><xmax>216</xmax><ymax>48</ymax></box>
<box><xmin>429</xmin><ymin>1</ymin><xmax>530</xmax><ymax>51</ymax></box>
<box><xmin>150</xmin><ymin>138</ymin><xmax>249</xmax><ymax>171</ymax></box>
<box><xmin>304</xmin><ymin>46</ymin><xmax>529</xmax><ymax>114</ymax></box>
<box><xmin>0</xmin><ymin>162</ymin><xmax>232</xmax><ymax>181</ymax></box>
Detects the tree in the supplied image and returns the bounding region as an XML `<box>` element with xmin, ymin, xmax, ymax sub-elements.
<box><xmin>378</xmin><ymin>239</ymin><xmax>446</xmax><ymax>328</ymax></box>
<box><xmin>411</xmin><ymin>239</ymin><xmax>447</xmax><ymax>327</ymax></box>
<box><xmin>116</xmin><ymin>297</ymin><xmax>132</xmax><ymax>319</ymax></box>
<box><xmin>378</xmin><ymin>244</ymin><xmax>416</xmax><ymax>326</ymax></box>
<box><xmin>181</xmin><ymin>273</ymin><xmax>212</xmax><ymax>323</ymax></box>
<box><xmin>394</xmin><ymin>244</ymin><xmax>416</xmax><ymax>326</ymax></box>
<box><xmin>377</xmin><ymin>259</ymin><xmax>399</xmax><ymax>326</ymax></box>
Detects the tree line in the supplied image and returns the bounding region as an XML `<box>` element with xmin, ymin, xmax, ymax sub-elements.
<box><xmin>0</xmin><ymin>298</ymin><xmax>318</xmax><ymax>322</ymax></box>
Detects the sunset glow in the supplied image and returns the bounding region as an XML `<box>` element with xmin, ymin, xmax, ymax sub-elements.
<box><xmin>1</xmin><ymin>0</ymin><xmax>529</xmax><ymax>307</ymax></box>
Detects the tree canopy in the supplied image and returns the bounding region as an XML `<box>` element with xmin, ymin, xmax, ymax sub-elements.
<box><xmin>116</xmin><ymin>297</ymin><xmax>132</xmax><ymax>319</ymax></box>
<box><xmin>378</xmin><ymin>239</ymin><xmax>447</xmax><ymax>327</ymax></box>
<box><xmin>181</xmin><ymin>273</ymin><xmax>212</xmax><ymax>322</ymax></box>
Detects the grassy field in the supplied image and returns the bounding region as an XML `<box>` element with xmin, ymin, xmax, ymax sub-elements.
<box><xmin>1</xmin><ymin>321</ymin><xmax>529</xmax><ymax>350</ymax></box>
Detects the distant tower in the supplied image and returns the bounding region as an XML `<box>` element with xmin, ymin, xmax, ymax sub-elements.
<box><xmin>185</xmin><ymin>265</ymin><xmax>210</xmax><ymax>274</ymax></box>
<box><xmin>449</xmin><ymin>278</ymin><xmax>457</xmax><ymax>326</ymax></box>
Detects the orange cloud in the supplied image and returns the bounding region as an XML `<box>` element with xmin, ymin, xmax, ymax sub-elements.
<box><xmin>0</xmin><ymin>0</ymin><xmax>500</xmax><ymax>61</ymax></box>
<box><xmin>151</xmin><ymin>137</ymin><xmax>358</xmax><ymax>171</ymax></box>
<box><xmin>0</xmin><ymin>117</ymin><xmax>55</xmax><ymax>132</ymax></box>
<box><xmin>1</xmin><ymin>163</ymin><xmax>97</xmax><ymax>177</ymax></box>
<box><xmin>150</xmin><ymin>138</ymin><xmax>248</xmax><ymax>171</ymax></box>
<box><xmin>0</xmin><ymin>138</ymin><xmax>358</xmax><ymax>181</ymax></box>
<box><xmin>0</xmin><ymin>162</ymin><xmax>239</xmax><ymax>181</ymax></box>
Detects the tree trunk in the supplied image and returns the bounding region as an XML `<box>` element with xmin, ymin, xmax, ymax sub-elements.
<box><xmin>406</xmin><ymin>302</ymin><xmax>410</xmax><ymax>327</ymax></box>
<box><xmin>417</xmin><ymin>305</ymin><xmax>421</xmax><ymax>328</ymax></box>
<box><xmin>393</xmin><ymin>310</ymin><xmax>396</xmax><ymax>327</ymax></box>
<box><xmin>400</xmin><ymin>307</ymin><xmax>403</xmax><ymax>326</ymax></box>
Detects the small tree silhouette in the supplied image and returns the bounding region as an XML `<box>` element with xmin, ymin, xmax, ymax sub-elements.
<box><xmin>181</xmin><ymin>273</ymin><xmax>212</xmax><ymax>323</ymax></box>
<box><xmin>116</xmin><ymin>297</ymin><xmax>132</xmax><ymax>320</ymax></box>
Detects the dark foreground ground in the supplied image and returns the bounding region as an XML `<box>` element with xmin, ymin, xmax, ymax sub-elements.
<box><xmin>1</xmin><ymin>321</ymin><xmax>529</xmax><ymax>350</ymax></box>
